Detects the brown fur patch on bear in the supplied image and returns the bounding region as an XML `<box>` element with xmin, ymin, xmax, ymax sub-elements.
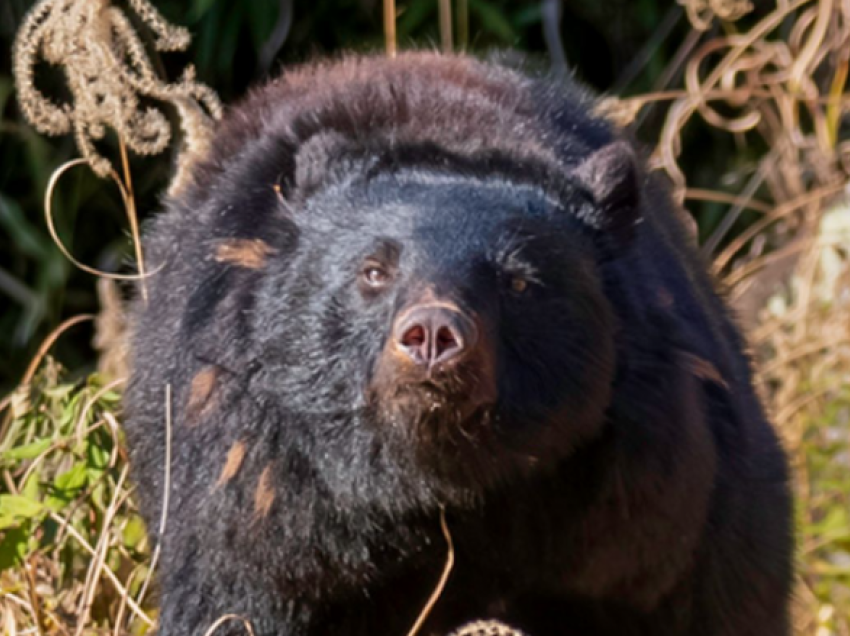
<box><xmin>216</xmin><ymin>441</ymin><xmax>247</xmax><ymax>486</ymax></box>
<box><xmin>215</xmin><ymin>239</ymin><xmax>275</xmax><ymax>269</ymax></box>
<box><xmin>681</xmin><ymin>352</ymin><xmax>729</xmax><ymax>389</ymax></box>
<box><xmin>253</xmin><ymin>463</ymin><xmax>276</xmax><ymax>518</ymax></box>
<box><xmin>186</xmin><ymin>366</ymin><xmax>219</xmax><ymax>424</ymax></box>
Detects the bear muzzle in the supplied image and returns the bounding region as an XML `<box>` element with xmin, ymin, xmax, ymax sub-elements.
<box><xmin>393</xmin><ymin>302</ymin><xmax>479</xmax><ymax>372</ymax></box>
<box><xmin>368</xmin><ymin>296</ymin><xmax>498</xmax><ymax>428</ymax></box>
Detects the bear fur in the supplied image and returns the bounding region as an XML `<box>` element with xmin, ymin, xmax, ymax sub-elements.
<box><xmin>125</xmin><ymin>52</ymin><xmax>793</xmax><ymax>636</ymax></box>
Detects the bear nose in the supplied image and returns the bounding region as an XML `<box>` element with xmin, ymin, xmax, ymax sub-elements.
<box><xmin>394</xmin><ymin>306</ymin><xmax>478</xmax><ymax>370</ymax></box>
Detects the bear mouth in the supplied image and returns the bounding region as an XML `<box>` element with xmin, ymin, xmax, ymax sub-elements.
<box><xmin>397</xmin><ymin>377</ymin><xmax>486</xmax><ymax>417</ymax></box>
<box><xmin>367</xmin><ymin>357</ymin><xmax>498</xmax><ymax>437</ymax></box>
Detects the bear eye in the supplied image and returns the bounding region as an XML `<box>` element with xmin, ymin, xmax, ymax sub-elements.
<box><xmin>510</xmin><ymin>275</ymin><xmax>528</xmax><ymax>294</ymax></box>
<box><xmin>361</xmin><ymin>263</ymin><xmax>391</xmax><ymax>289</ymax></box>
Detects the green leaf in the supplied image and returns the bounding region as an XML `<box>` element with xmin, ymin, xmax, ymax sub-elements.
<box><xmin>189</xmin><ymin>0</ymin><xmax>219</xmax><ymax>21</ymax></box>
<box><xmin>0</xmin><ymin>524</ymin><xmax>31</xmax><ymax>572</ymax></box>
<box><xmin>2</xmin><ymin>438</ymin><xmax>52</xmax><ymax>461</ymax></box>
<box><xmin>247</xmin><ymin>1</ymin><xmax>277</xmax><ymax>49</ymax></box>
<box><xmin>45</xmin><ymin>462</ymin><xmax>89</xmax><ymax>511</ymax></box>
<box><xmin>0</xmin><ymin>495</ymin><xmax>45</xmax><ymax>528</ymax></box>
<box><xmin>122</xmin><ymin>516</ymin><xmax>148</xmax><ymax>550</ymax></box>
<box><xmin>468</xmin><ymin>0</ymin><xmax>516</xmax><ymax>43</ymax></box>
<box><xmin>397</xmin><ymin>0</ymin><xmax>436</xmax><ymax>37</ymax></box>
<box><xmin>91</xmin><ymin>480</ymin><xmax>107</xmax><ymax>511</ymax></box>
<box><xmin>87</xmin><ymin>439</ymin><xmax>111</xmax><ymax>472</ymax></box>
<box><xmin>56</xmin><ymin>462</ymin><xmax>88</xmax><ymax>491</ymax></box>
<box><xmin>43</xmin><ymin>383</ymin><xmax>76</xmax><ymax>401</ymax></box>
<box><xmin>814</xmin><ymin>507</ymin><xmax>849</xmax><ymax>535</ymax></box>
<box><xmin>21</xmin><ymin>467</ymin><xmax>42</xmax><ymax>500</ymax></box>
<box><xmin>0</xmin><ymin>194</ymin><xmax>50</xmax><ymax>260</ymax></box>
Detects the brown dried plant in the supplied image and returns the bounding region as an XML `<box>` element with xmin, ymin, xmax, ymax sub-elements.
<box><xmin>12</xmin><ymin>0</ymin><xmax>222</xmax><ymax>190</ymax></box>
<box><xmin>647</xmin><ymin>3</ymin><xmax>850</xmax><ymax>632</ymax></box>
<box><xmin>590</xmin><ymin>2</ymin><xmax>850</xmax><ymax>631</ymax></box>
<box><xmin>448</xmin><ymin>621</ymin><xmax>526</xmax><ymax>636</ymax></box>
<box><xmin>678</xmin><ymin>0</ymin><xmax>755</xmax><ymax>31</ymax></box>
<box><xmin>750</xmin><ymin>201</ymin><xmax>850</xmax><ymax>636</ymax></box>
<box><xmin>656</xmin><ymin>0</ymin><xmax>850</xmax><ymax>202</ymax></box>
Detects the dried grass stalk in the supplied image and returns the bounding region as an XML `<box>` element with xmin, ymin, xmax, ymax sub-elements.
<box><xmin>12</xmin><ymin>0</ymin><xmax>222</xmax><ymax>190</ymax></box>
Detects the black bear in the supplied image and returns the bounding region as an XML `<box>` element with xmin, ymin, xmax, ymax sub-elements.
<box><xmin>125</xmin><ymin>53</ymin><xmax>793</xmax><ymax>636</ymax></box>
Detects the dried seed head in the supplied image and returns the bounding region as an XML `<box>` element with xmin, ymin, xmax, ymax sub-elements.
<box><xmin>12</xmin><ymin>0</ymin><xmax>222</xmax><ymax>181</ymax></box>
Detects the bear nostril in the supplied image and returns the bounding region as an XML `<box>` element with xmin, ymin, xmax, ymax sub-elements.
<box><xmin>435</xmin><ymin>326</ymin><xmax>460</xmax><ymax>358</ymax></box>
<box><xmin>394</xmin><ymin>306</ymin><xmax>476</xmax><ymax>369</ymax></box>
<box><xmin>401</xmin><ymin>324</ymin><xmax>427</xmax><ymax>349</ymax></box>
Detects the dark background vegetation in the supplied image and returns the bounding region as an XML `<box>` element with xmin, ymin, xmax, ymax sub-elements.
<box><xmin>0</xmin><ymin>0</ymin><xmax>759</xmax><ymax>391</ymax></box>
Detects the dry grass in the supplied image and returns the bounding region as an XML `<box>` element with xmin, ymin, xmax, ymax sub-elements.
<box><xmin>2</xmin><ymin>0</ymin><xmax>850</xmax><ymax>634</ymax></box>
<box><xmin>643</xmin><ymin>3</ymin><xmax>850</xmax><ymax>632</ymax></box>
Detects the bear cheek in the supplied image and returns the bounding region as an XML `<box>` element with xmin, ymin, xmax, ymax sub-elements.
<box><xmin>497</xmin><ymin>308</ymin><xmax>615</xmax><ymax>438</ymax></box>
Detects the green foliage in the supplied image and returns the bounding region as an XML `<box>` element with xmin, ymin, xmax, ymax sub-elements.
<box><xmin>797</xmin><ymin>389</ymin><xmax>850</xmax><ymax>631</ymax></box>
<box><xmin>0</xmin><ymin>361</ymin><xmax>152</xmax><ymax>632</ymax></box>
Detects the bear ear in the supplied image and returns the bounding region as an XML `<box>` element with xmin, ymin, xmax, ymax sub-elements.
<box><xmin>295</xmin><ymin>130</ymin><xmax>357</xmax><ymax>195</ymax></box>
<box><xmin>569</xmin><ymin>140</ymin><xmax>641</xmax><ymax>244</ymax></box>
<box><xmin>294</xmin><ymin>131</ymin><xmax>350</xmax><ymax>193</ymax></box>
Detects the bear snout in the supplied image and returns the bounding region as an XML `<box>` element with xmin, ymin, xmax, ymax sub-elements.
<box><xmin>393</xmin><ymin>303</ymin><xmax>479</xmax><ymax>372</ymax></box>
<box><xmin>367</xmin><ymin>298</ymin><xmax>498</xmax><ymax>429</ymax></box>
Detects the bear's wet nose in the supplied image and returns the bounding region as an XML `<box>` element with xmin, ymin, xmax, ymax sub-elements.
<box><xmin>394</xmin><ymin>306</ymin><xmax>478</xmax><ymax>370</ymax></box>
